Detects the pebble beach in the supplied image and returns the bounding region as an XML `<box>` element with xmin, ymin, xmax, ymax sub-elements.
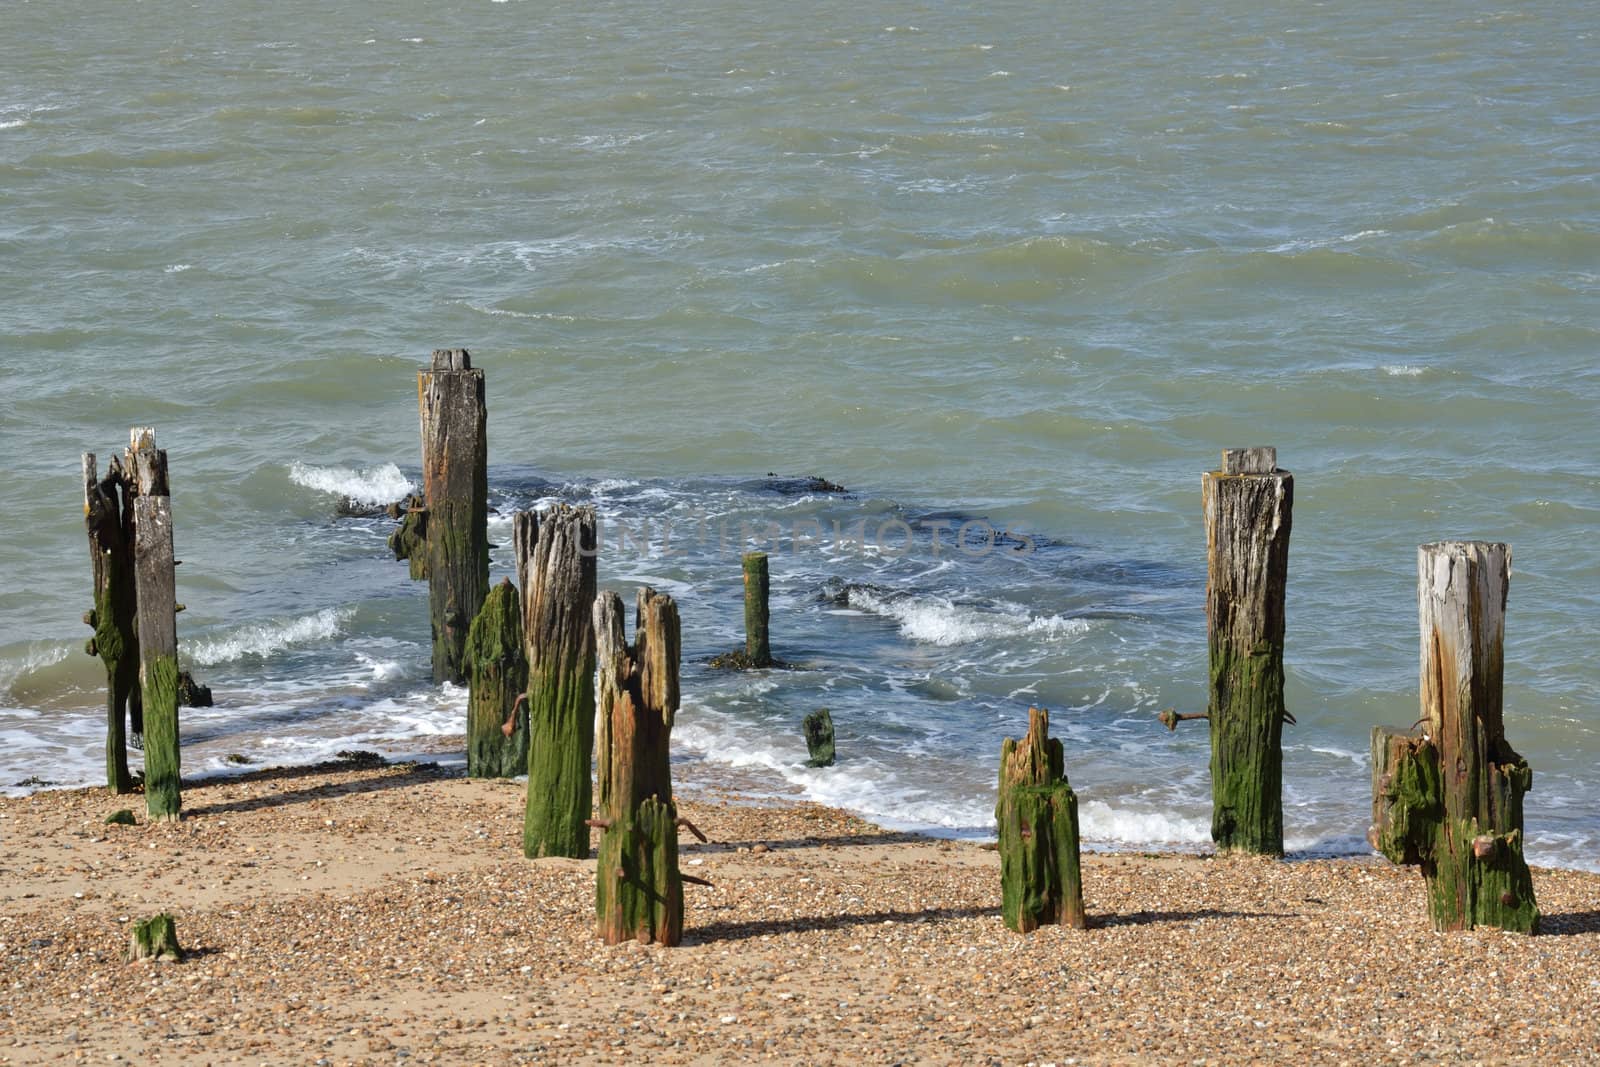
<box><xmin>4</xmin><ymin>755</ymin><xmax>1599</xmax><ymax>1065</ymax></box>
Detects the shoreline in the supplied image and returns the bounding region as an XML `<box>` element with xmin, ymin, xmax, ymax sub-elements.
<box><xmin>4</xmin><ymin>758</ymin><xmax>1599</xmax><ymax>1064</ymax></box>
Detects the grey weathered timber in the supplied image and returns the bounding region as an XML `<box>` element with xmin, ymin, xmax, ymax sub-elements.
<box><xmin>1199</xmin><ymin>446</ymin><xmax>1293</xmax><ymax>855</ymax></box>
<box><xmin>129</xmin><ymin>430</ymin><xmax>180</xmax><ymax>821</ymax></box>
<box><xmin>518</xmin><ymin>504</ymin><xmax>598</xmax><ymax>859</ymax></box>
<box><xmin>82</xmin><ymin>451</ymin><xmax>140</xmax><ymax>792</ymax></box>
<box><xmin>403</xmin><ymin>348</ymin><xmax>488</xmax><ymax>684</ymax></box>
<box><xmin>1369</xmin><ymin>542</ymin><xmax>1538</xmax><ymax>933</ymax></box>
<box><xmin>594</xmin><ymin>587</ymin><xmax>686</xmax><ymax>945</ymax></box>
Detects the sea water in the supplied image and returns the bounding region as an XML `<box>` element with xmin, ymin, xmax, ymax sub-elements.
<box><xmin>2</xmin><ymin>0</ymin><xmax>1596</xmax><ymax>868</ymax></box>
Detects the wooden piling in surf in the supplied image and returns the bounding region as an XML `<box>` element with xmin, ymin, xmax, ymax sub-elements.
<box><xmin>82</xmin><ymin>450</ymin><xmax>140</xmax><ymax>794</ymax></box>
<box><xmin>127</xmin><ymin>429</ymin><xmax>181</xmax><ymax>821</ymax></box>
<box><xmin>1369</xmin><ymin>541</ymin><xmax>1538</xmax><ymax>933</ymax></box>
<box><xmin>1200</xmin><ymin>446</ymin><xmax>1293</xmax><ymax>856</ymax></box>
<box><xmin>593</xmin><ymin>587</ymin><xmax>688</xmax><ymax>946</ymax></box>
<box><xmin>742</xmin><ymin>551</ymin><xmax>772</xmax><ymax>667</ymax></box>
<box><xmin>394</xmin><ymin>348</ymin><xmax>488</xmax><ymax>685</ymax></box>
<box><xmin>464</xmin><ymin>578</ymin><xmax>528</xmax><ymax>778</ymax></box>
<box><xmin>515</xmin><ymin>505</ymin><xmax>598</xmax><ymax>859</ymax></box>
<box><xmin>996</xmin><ymin>707</ymin><xmax>1084</xmax><ymax>933</ymax></box>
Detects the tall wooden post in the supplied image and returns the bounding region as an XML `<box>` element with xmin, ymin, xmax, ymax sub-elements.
<box><xmin>1370</xmin><ymin>542</ymin><xmax>1538</xmax><ymax>933</ymax></box>
<box><xmin>82</xmin><ymin>452</ymin><xmax>140</xmax><ymax>793</ymax></box>
<box><xmin>742</xmin><ymin>551</ymin><xmax>772</xmax><ymax>667</ymax></box>
<box><xmin>410</xmin><ymin>348</ymin><xmax>488</xmax><ymax>685</ymax></box>
<box><xmin>464</xmin><ymin>578</ymin><xmax>528</xmax><ymax>778</ymax></box>
<box><xmin>594</xmin><ymin>587</ymin><xmax>685</xmax><ymax>945</ymax></box>
<box><xmin>517</xmin><ymin>505</ymin><xmax>597</xmax><ymax>859</ymax></box>
<box><xmin>1202</xmin><ymin>446</ymin><xmax>1293</xmax><ymax>856</ymax></box>
<box><xmin>996</xmin><ymin>707</ymin><xmax>1085</xmax><ymax>933</ymax></box>
<box><xmin>128</xmin><ymin>429</ymin><xmax>181</xmax><ymax>821</ymax></box>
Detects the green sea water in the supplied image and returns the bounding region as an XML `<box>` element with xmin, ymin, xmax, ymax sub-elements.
<box><xmin>2</xmin><ymin>0</ymin><xmax>1596</xmax><ymax>866</ymax></box>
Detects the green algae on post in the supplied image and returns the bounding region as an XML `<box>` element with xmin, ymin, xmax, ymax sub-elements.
<box><xmin>465</xmin><ymin>577</ymin><xmax>528</xmax><ymax>778</ymax></box>
<box><xmin>516</xmin><ymin>506</ymin><xmax>597</xmax><ymax>859</ymax></box>
<box><xmin>594</xmin><ymin>588</ymin><xmax>685</xmax><ymax>946</ymax></box>
<box><xmin>1200</xmin><ymin>446</ymin><xmax>1293</xmax><ymax>857</ymax></box>
<box><xmin>803</xmin><ymin>708</ymin><xmax>836</xmax><ymax>767</ymax></box>
<box><xmin>131</xmin><ymin>435</ymin><xmax>182</xmax><ymax>822</ymax></box>
<box><xmin>82</xmin><ymin>452</ymin><xmax>140</xmax><ymax>794</ymax></box>
<box><xmin>995</xmin><ymin>706</ymin><xmax>1084</xmax><ymax>934</ymax></box>
<box><xmin>1369</xmin><ymin>542</ymin><xmax>1538</xmax><ymax>934</ymax></box>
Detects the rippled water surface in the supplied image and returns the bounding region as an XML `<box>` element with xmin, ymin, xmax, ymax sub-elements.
<box><xmin>3</xmin><ymin>1</ymin><xmax>1597</xmax><ymax>867</ymax></box>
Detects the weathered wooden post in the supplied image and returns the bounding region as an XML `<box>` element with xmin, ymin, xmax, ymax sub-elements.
<box><xmin>1369</xmin><ymin>542</ymin><xmax>1538</xmax><ymax>933</ymax></box>
<box><xmin>82</xmin><ymin>452</ymin><xmax>140</xmax><ymax>793</ymax></box>
<box><xmin>127</xmin><ymin>913</ymin><xmax>182</xmax><ymax>962</ymax></box>
<box><xmin>996</xmin><ymin>707</ymin><xmax>1085</xmax><ymax>933</ymax></box>
<box><xmin>742</xmin><ymin>551</ymin><xmax>772</xmax><ymax>667</ymax></box>
<box><xmin>464</xmin><ymin>578</ymin><xmax>528</xmax><ymax>778</ymax></box>
<box><xmin>803</xmin><ymin>708</ymin><xmax>835</xmax><ymax>767</ymax></box>
<box><xmin>1201</xmin><ymin>446</ymin><xmax>1293</xmax><ymax>856</ymax></box>
<box><xmin>393</xmin><ymin>348</ymin><xmax>488</xmax><ymax>685</ymax></box>
<box><xmin>516</xmin><ymin>505</ymin><xmax>597</xmax><ymax>859</ymax></box>
<box><xmin>128</xmin><ymin>429</ymin><xmax>181</xmax><ymax>821</ymax></box>
<box><xmin>593</xmin><ymin>587</ymin><xmax>689</xmax><ymax>945</ymax></box>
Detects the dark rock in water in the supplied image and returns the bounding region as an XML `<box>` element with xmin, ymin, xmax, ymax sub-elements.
<box><xmin>335</xmin><ymin>749</ymin><xmax>388</xmax><ymax>768</ymax></box>
<box><xmin>803</xmin><ymin>708</ymin><xmax>836</xmax><ymax>768</ymax></box>
<box><xmin>177</xmin><ymin>671</ymin><xmax>213</xmax><ymax>708</ymax></box>
<box><xmin>762</xmin><ymin>473</ymin><xmax>849</xmax><ymax>496</ymax></box>
<box><xmin>335</xmin><ymin>496</ymin><xmax>396</xmax><ymax>518</ymax></box>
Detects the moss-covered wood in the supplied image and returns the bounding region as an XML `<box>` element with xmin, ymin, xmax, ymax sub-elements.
<box><xmin>995</xmin><ymin>706</ymin><xmax>1085</xmax><ymax>933</ymax></box>
<box><xmin>803</xmin><ymin>708</ymin><xmax>835</xmax><ymax>767</ymax></box>
<box><xmin>594</xmin><ymin>588</ymin><xmax>685</xmax><ymax>945</ymax></box>
<box><xmin>413</xmin><ymin>349</ymin><xmax>490</xmax><ymax>685</ymax></box>
<box><xmin>82</xmin><ymin>452</ymin><xmax>140</xmax><ymax>793</ymax></box>
<box><xmin>1370</xmin><ymin>542</ymin><xmax>1538</xmax><ymax>933</ymax></box>
<box><xmin>742</xmin><ymin>551</ymin><xmax>772</xmax><ymax>666</ymax></box>
<box><xmin>517</xmin><ymin>505</ymin><xmax>597</xmax><ymax>859</ymax></box>
<box><xmin>465</xmin><ymin>578</ymin><xmax>528</xmax><ymax>778</ymax></box>
<box><xmin>1202</xmin><ymin>446</ymin><xmax>1293</xmax><ymax>856</ymax></box>
<box><xmin>127</xmin><ymin>913</ymin><xmax>182</xmax><ymax>962</ymax></box>
<box><xmin>386</xmin><ymin>494</ymin><xmax>429</xmax><ymax>580</ymax></box>
<box><xmin>133</xmin><ymin>477</ymin><xmax>181</xmax><ymax>822</ymax></box>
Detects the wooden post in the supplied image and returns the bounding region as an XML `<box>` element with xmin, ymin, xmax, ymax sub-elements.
<box><xmin>82</xmin><ymin>452</ymin><xmax>140</xmax><ymax>793</ymax></box>
<box><xmin>1201</xmin><ymin>446</ymin><xmax>1293</xmax><ymax>856</ymax></box>
<box><xmin>995</xmin><ymin>707</ymin><xmax>1085</xmax><ymax>933</ymax></box>
<box><xmin>594</xmin><ymin>587</ymin><xmax>685</xmax><ymax>945</ymax></box>
<box><xmin>803</xmin><ymin>708</ymin><xmax>835</xmax><ymax>767</ymax></box>
<box><xmin>464</xmin><ymin>578</ymin><xmax>528</xmax><ymax>778</ymax></box>
<box><xmin>127</xmin><ymin>913</ymin><xmax>182</xmax><ymax>962</ymax></box>
<box><xmin>128</xmin><ymin>429</ymin><xmax>180</xmax><ymax>822</ymax></box>
<box><xmin>517</xmin><ymin>504</ymin><xmax>597</xmax><ymax>859</ymax></box>
<box><xmin>410</xmin><ymin>348</ymin><xmax>488</xmax><ymax>685</ymax></box>
<box><xmin>742</xmin><ymin>551</ymin><xmax>772</xmax><ymax>667</ymax></box>
<box><xmin>1369</xmin><ymin>542</ymin><xmax>1537</xmax><ymax>933</ymax></box>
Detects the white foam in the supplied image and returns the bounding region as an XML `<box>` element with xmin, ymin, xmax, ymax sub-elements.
<box><xmin>164</xmin><ymin>263</ymin><xmax>192</xmax><ymax>273</ymax></box>
<box><xmin>1077</xmin><ymin>800</ymin><xmax>1210</xmax><ymax>845</ymax></box>
<box><xmin>1381</xmin><ymin>364</ymin><xmax>1425</xmax><ymax>377</ymax></box>
<box><xmin>288</xmin><ymin>461</ymin><xmax>414</xmax><ymax>505</ymax></box>
<box><xmin>0</xmin><ymin>119</ymin><xmax>27</xmax><ymax>131</ymax></box>
<box><xmin>848</xmin><ymin>588</ymin><xmax>1089</xmax><ymax>646</ymax></box>
<box><xmin>0</xmin><ymin>643</ymin><xmax>70</xmax><ymax>693</ymax></box>
<box><xmin>187</xmin><ymin>606</ymin><xmax>354</xmax><ymax>666</ymax></box>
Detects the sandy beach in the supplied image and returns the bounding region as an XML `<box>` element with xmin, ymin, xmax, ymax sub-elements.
<box><xmin>3</xmin><ymin>756</ymin><xmax>1598</xmax><ymax>1066</ymax></box>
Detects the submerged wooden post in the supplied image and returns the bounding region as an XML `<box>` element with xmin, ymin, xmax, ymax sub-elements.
<box><xmin>128</xmin><ymin>429</ymin><xmax>181</xmax><ymax>821</ymax></box>
<box><xmin>406</xmin><ymin>348</ymin><xmax>488</xmax><ymax>685</ymax></box>
<box><xmin>1369</xmin><ymin>542</ymin><xmax>1538</xmax><ymax>933</ymax></box>
<box><xmin>517</xmin><ymin>505</ymin><xmax>597</xmax><ymax>859</ymax></box>
<box><xmin>464</xmin><ymin>578</ymin><xmax>528</xmax><ymax>778</ymax></box>
<box><xmin>1201</xmin><ymin>446</ymin><xmax>1293</xmax><ymax>856</ymax></box>
<box><xmin>82</xmin><ymin>452</ymin><xmax>140</xmax><ymax>793</ymax></box>
<box><xmin>803</xmin><ymin>708</ymin><xmax>835</xmax><ymax>767</ymax></box>
<box><xmin>742</xmin><ymin>551</ymin><xmax>772</xmax><ymax>667</ymax></box>
<box><xmin>996</xmin><ymin>707</ymin><xmax>1085</xmax><ymax>933</ymax></box>
<box><xmin>594</xmin><ymin>587</ymin><xmax>685</xmax><ymax>945</ymax></box>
